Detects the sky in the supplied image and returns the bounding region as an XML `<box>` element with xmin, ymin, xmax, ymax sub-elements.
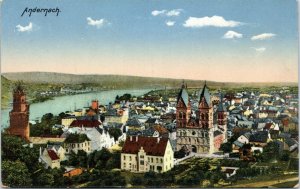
<box><xmin>1</xmin><ymin>0</ymin><xmax>299</xmax><ymax>82</ymax></box>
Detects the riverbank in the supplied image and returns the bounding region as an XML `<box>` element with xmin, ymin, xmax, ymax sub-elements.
<box><xmin>1</xmin><ymin>88</ymin><xmax>154</xmax><ymax>128</ymax></box>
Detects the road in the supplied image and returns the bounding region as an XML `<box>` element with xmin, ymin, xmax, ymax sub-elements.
<box><xmin>228</xmin><ymin>176</ymin><xmax>299</xmax><ymax>188</ymax></box>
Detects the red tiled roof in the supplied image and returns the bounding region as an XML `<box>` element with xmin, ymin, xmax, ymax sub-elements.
<box><xmin>122</xmin><ymin>136</ymin><xmax>168</xmax><ymax>156</ymax></box>
<box><xmin>47</xmin><ymin>149</ymin><xmax>59</xmax><ymax>160</ymax></box>
<box><xmin>264</xmin><ymin>123</ymin><xmax>273</xmax><ymax>130</ymax></box>
<box><xmin>70</xmin><ymin>120</ymin><xmax>101</xmax><ymax>128</ymax></box>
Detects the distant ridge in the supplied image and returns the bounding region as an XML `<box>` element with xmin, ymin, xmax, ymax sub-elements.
<box><xmin>2</xmin><ymin>72</ymin><xmax>297</xmax><ymax>88</ymax></box>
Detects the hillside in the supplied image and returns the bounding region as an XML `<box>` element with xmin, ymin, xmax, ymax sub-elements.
<box><xmin>1</xmin><ymin>76</ymin><xmax>12</xmax><ymax>109</ymax></box>
<box><xmin>2</xmin><ymin>72</ymin><xmax>297</xmax><ymax>89</ymax></box>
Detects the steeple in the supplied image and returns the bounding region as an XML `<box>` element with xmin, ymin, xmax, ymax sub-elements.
<box><xmin>199</xmin><ymin>81</ymin><xmax>211</xmax><ymax>107</ymax></box>
<box><xmin>181</xmin><ymin>80</ymin><xmax>185</xmax><ymax>89</ymax></box>
<box><xmin>176</xmin><ymin>82</ymin><xmax>191</xmax><ymax>128</ymax></box>
<box><xmin>217</xmin><ymin>93</ymin><xmax>226</xmax><ymax>112</ymax></box>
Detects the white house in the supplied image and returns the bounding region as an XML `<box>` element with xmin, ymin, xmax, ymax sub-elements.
<box><xmin>64</xmin><ymin>126</ymin><xmax>115</xmax><ymax>151</ymax></box>
<box><xmin>39</xmin><ymin>148</ymin><xmax>61</xmax><ymax>169</ymax></box>
<box><xmin>47</xmin><ymin>144</ymin><xmax>67</xmax><ymax>161</ymax></box>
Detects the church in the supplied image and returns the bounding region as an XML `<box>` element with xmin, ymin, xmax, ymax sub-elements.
<box><xmin>176</xmin><ymin>82</ymin><xmax>227</xmax><ymax>154</ymax></box>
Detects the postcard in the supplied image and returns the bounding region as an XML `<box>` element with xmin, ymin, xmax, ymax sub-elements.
<box><xmin>1</xmin><ymin>0</ymin><xmax>299</xmax><ymax>188</ymax></box>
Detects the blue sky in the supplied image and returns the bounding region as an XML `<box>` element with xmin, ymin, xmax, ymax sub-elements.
<box><xmin>1</xmin><ymin>0</ymin><xmax>298</xmax><ymax>82</ymax></box>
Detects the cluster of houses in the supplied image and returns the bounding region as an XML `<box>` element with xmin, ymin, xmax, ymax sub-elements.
<box><xmin>33</xmin><ymin>85</ymin><xmax>298</xmax><ymax>176</ymax></box>
<box><xmin>226</xmin><ymin>91</ymin><xmax>298</xmax><ymax>160</ymax></box>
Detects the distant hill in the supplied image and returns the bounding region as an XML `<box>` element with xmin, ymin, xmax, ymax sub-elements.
<box><xmin>1</xmin><ymin>76</ymin><xmax>12</xmax><ymax>109</ymax></box>
<box><xmin>1</xmin><ymin>72</ymin><xmax>298</xmax><ymax>109</ymax></box>
<box><xmin>2</xmin><ymin>72</ymin><xmax>297</xmax><ymax>89</ymax></box>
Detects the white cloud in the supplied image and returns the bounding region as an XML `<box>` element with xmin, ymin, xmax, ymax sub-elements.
<box><xmin>87</xmin><ymin>17</ymin><xmax>108</xmax><ymax>28</ymax></box>
<box><xmin>151</xmin><ymin>9</ymin><xmax>182</xmax><ymax>17</ymax></box>
<box><xmin>183</xmin><ymin>16</ymin><xmax>241</xmax><ymax>28</ymax></box>
<box><xmin>166</xmin><ymin>9</ymin><xmax>182</xmax><ymax>16</ymax></box>
<box><xmin>253</xmin><ymin>47</ymin><xmax>266</xmax><ymax>53</ymax></box>
<box><xmin>223</xmin><ymin>30</ymin><xmax>243</xmax><ymax>39</ymax></box>
<box><xmin>251</xmin><ymin>33</ymin><xmax>276</xmax><ymax>40</ymax></box>
<box><xmin>16</xmin><ymin>22</ymin><xmax>33</xmax><ymax>32</ymax></box>
<box><xmin>151</xmin><ymin>10</ymin><xmax>167</xmax><ymax>16</ymax></box>
<box><xmin>166</xmin><ymin>21</ymin><xmax>175</xmax><ymax>26</ymax></box>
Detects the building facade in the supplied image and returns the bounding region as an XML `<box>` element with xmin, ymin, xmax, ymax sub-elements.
<box><xmin>39</xmin><ymin>148</ymin><xmax>61</xmax><ymax>169</ymax></box>
<box><xmin>176</xmin><ymin>82</ymin><xmax>227</xmax><ymax>154</ymax></box>
<box><xmin>121</xmin><ymin>136</ymin><xmax>174</xmax><ymax>173</ymax></box>
<box><xmin>8</xmin><ymin>84</ymin><xmax>30</xmax><ymax>141</ymax></box>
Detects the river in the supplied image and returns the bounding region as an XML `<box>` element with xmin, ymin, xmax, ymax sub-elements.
<box><xmin>1</xmin><ymin>88</ymin><xmax>154</xmax><ymax>128</ymax></box>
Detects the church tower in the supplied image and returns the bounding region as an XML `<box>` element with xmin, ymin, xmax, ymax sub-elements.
<box><xmin>176</xmin><ymin>82</ymin><xmax>216</xmax><ymax>154</ymax></box>
<box><xmin>176</xmin><ymin>82</ymin><xmax>191</xmax><ymax>128</ymax></box>
<box><xmin>217</xmin><ymin>93</ymin><xmax>227</xmax><ymax>142</ymax></box>
<box><xmin>8</xmin><ymin>83</ymin><xmax>30</xmax><ymax>141</ymax></box>
<box><xmin>198</xmin><ymin>82</ymin><xmax>213</xmax><ymax>129</ymax></box>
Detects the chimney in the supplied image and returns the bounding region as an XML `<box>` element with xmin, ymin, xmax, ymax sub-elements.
<box><xmin>130</xmin><ymin>136</ymin><xmax>132</xmax><ymax>141</ymax></box>
<box><xmin>136</xmin><ymin>135</ymin><xmax>138</xmax><ymax>142</ymax></box>
<box><xmin>157</xmin><ymin>137</ymin><xmax>160</xmax><ymax>144</ymax></box>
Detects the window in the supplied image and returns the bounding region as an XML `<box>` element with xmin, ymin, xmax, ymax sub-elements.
<box><xmin>129</xmin><ymin>156</ymin><xmax>132</xmax><ymax>161</ymax></box>
<box><xmin>124</xmin><ymin>155</ymin><xmax>126</xmax><ymax>160</ymax></box>
<box><xmin>160</xmin><ymin>158</ymin><xmax>163</xmax><ymax>163</ymax></box>
<box><xmin>156</xmin><ymin>158</ymin><xmax>158</xmax><ymax>163</ymax></box>
<box><xmin>140</xmin><ymin>155</ymin><xmax>144</xmax><ymax>159</ymax></box>
<box><xmin>192</xmin><ymin>131</ymin><xmax>196</xmax><ymax>135</ymax></box>
<box><xmin>123</xmin><ymin>163</ymin><xmax>126</xmax><ymax>168</ymax></box>
<box><xmin>151</xmin><ymin>158</ymin><xmax>153</xmax><ymax>163</ymax></box>
<box><xmin>140</xmin><ymin>160</ymin><xmax>144</xmax><ymax>165</ymax></box>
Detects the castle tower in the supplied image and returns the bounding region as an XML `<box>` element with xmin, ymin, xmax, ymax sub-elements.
<box><xmin>9</xmin><ymin>83</ymin><xmax>30</xmax><ymax>141</ymax></box>
<box><xmin>176</xmin><ymin>82</ymin><xmax>191</xmax><ymax>128</ymax></box>
<box><xmin>217</xmin><ymin>93</ymin><xmax>227</xmax><ymax>142</ymax></box>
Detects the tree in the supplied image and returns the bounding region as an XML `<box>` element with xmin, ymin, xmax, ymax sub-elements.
<box><xmin>220</xmin><ymin>142</ymin><xmax>232</xmax><ymax>153</ymax></box>
<box><xmin>261</xmin><ymin>141</ymin><xmax>280</xmax><ymax>162</ymax></box>
<box><xmin>77</xmin><ymin>150</ymin><xmax>88</xmax><ymax>167</ymax></box>
<box><xmin>280</xmin><ymin>150</ymin><xmax>290</xmax><ymax>161</ymax></box>
<box><xmin>131</xmin><ymin>176</ymin><xmax>143</xmax><ymax>185</ymax></box>
<box><xmin>174</xmin><ymin>148</ymin><xmax>186</xmax><ymax>159</ymax></box>
<box><xmin>2</xmin><ymin>160</ymin><xmax>32</xmax><ymax>187</ymax></box>
<box><xmin>108</xmin><ymin>127</ymin><xmax>122</xmax><ymax>141</ymax></box>
<box><xmin>106</xmin><ymin>151</ymin><xmax>121</xmax><ymax>169</ymax></box>
<box><xmin>34</xmin><ymin>171</ymin><xmax>54</xmax><ymax>187</ymax></box>
<box><xmin>93</xmin><ymin>148</ymin><xmax>112</xmax><ymax>169</ymax></box>
<box><xmin>1</xmin><ymin>134</ymin><xmax>40</xmax><ymax>171</ymax></box>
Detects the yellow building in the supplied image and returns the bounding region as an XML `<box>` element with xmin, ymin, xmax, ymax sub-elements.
<box><xmin>121</xmin><ymin>136</ymin><xmax>174</xmax><ymax>173</ymax></box>
<box><xmin>61</xmin><ymin>117</ymin><xmax>76</xmax><ymax>128</ymax></box>
<box><xmin>64</xmin><ymin>133</ymin><xmax>92</xmax><ymax>155</ymax></box>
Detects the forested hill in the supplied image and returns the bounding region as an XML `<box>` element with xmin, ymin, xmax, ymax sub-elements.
<box><xmin>2</xmin><ymin>72</ymin><xmax>297</xmax><ymax>89</ymax></box>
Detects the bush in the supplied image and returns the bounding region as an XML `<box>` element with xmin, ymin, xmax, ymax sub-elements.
<box><xmin>131</xmin><ymin>176</ymin><xmax>143</xmax><ymax>185</ymax></box>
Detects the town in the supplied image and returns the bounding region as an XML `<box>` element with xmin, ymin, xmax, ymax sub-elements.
<box><xmin>2</xmin><ymin>81</ymin><xmax>298</xmax><ymax>188</ymax></box>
